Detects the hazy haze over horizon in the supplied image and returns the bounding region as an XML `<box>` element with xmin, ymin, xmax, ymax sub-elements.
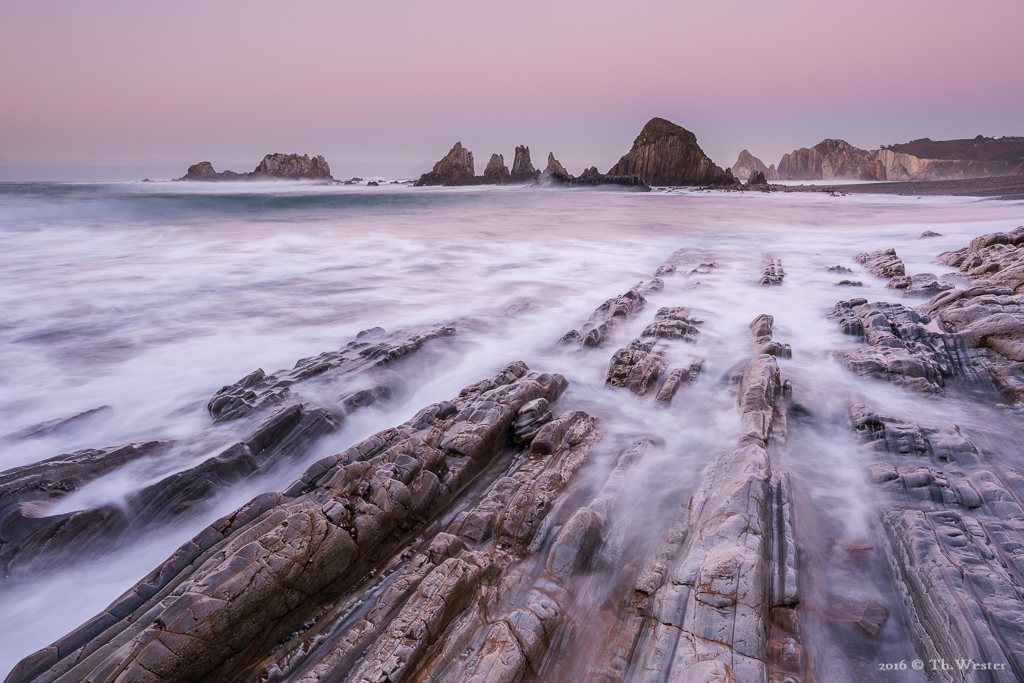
<box><xmin>1</xmin><ymin>0</ymin><xmax>1022</xmax><ymax>181</ymax></box>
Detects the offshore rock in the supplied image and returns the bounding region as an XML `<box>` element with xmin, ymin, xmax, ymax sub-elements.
<box><xmin>569</xmin><ymin>166</ymin><xmax>650</xmax><ymax>190</ymax></box>
<box><xmin>731</xmin><ymin>149</ymin><xmax>771</xmax><ymax>183</ymax></box>
<box><xmin>511</xmin><ymin>145</ymin><xmax>541</xmax><ymax>183</ymax></box>
<box><xmin>251</xmin><ymin>153</ymin><xmax>332</xmax><ymax>180</ymax></box>
<box><xmin>607</xmin><ymin>117</ymin><xmax>732</xmax><ymax>186</ymax></box>
<box><xmin>543</xmin><ymin>153</ymin><xmax>573</xmax><ymax>182</ymax></box>
<box><xmin>483</xmin><ymin>153</ymin><xmax>511</xmax><ymax>184</ymax></box>
<box><xmin>856</xmin><ymin>248</ymin><xmax>906</xmax><ymax>278</ymax></box>
<box><xmin>759</xmin><ymin>255</ymin><xmax>785</xmax><ymax>285</ymax></box>
<box><xmin>180</xmin><ymin>154</ymin><xmax>334</xmax><ymax>181</ymax></box>
<box><xmin>415</xmin><ymin>142</ymin><xmax>477</xmax><ymax>186</ymax></box>
<box><xmin>180</xmin><ymin>161</ymin><xmax>248</xmax><ymax>181</ymax></box>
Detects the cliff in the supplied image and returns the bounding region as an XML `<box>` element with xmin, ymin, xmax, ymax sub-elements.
<box><xmin>607</xmin><ymin>117</ymin><xmax>731</xmax><ymax>186</ymax></box>
<box><xmin>777</xmin><ymin>137</ymin><xmax>1024</xmax><ymax>181</ymax></box>
<box><xmin>179</xmin><ymin>154</ymin><xmax>333</xmax><ymax>181</ymax></box>
<box><xmin>414</xmin><ymin>142</ymin><xmax>476</xmax><ymax>186</ymax></box>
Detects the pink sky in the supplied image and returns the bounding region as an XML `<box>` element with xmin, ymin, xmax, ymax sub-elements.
<box><xmin>1</xmin><ymin>0</ymin><xmax>1022</xmax><ymax>180</ymax></box>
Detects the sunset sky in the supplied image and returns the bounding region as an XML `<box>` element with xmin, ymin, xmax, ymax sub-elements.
<box><xmin>1</xmin><ymin>0</ymin><xmax>1021</xmax><ymax>180</ymax></box>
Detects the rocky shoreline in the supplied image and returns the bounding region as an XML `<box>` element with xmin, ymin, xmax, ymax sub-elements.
<box><xmin>7</xmin><ymin>219</ymin><xmax>1024</xmax><ymax>682</ymax></box>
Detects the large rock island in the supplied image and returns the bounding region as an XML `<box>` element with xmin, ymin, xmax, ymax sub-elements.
<box><xmin>608</xmin><ymin>117</ymin><xmax>734</xmax><ymax>186</ymax></box>
<box><xmin>179</xmin><ymin>153</ymin><xmax>334</xmax><ymax>181</ymax></box>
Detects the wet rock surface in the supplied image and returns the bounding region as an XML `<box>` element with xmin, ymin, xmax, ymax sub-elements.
<box><xmin>12</xmin><ymin>228</ymin><xmax>1024</xmax><ymax>683</ymax></box>
<box><xmin>758</xmin><ymin>255</ymin><xmax>785</xmax><ymax>285</ymax></box>
<box><xmin>0</xmin><ymin>326</ymin><xmax>453</xmax><ymax>582</ymax></box>
<box><xmin>856</xmin><ymin>248</ymin><xmax>906</xmax><ymax>279</ymax></box>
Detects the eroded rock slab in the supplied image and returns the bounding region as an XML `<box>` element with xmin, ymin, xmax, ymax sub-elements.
<box><xmin>559</xmin><ymin>287</ymin><xmax>647</xmax><ymax>348</ymax></box>
<box><xmin>8</xmin><ymin>361</ymin><xmax>571</xmax><ymax>683</ymax></box>
<box><xmin>856</xmin><ymin>248</ymin><xmax>906</xmax><ymax>278</ymax></box>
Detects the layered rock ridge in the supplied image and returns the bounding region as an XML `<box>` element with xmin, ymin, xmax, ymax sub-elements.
<box><xmin>0</xmin><ymin>325</ymin><xmax>452</xmax><ymax>582</ymax></box>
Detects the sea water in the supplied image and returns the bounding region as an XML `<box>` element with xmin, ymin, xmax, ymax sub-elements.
<box><xmin>1</xmin><ymin>181</ymin><xmax>1022</xmax><ymax>679</ymax></box>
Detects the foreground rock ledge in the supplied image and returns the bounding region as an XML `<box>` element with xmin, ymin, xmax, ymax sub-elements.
<box><xmin>7</xmin><ymin>361</ymin><xmax>568</xmax><ymax>683</ymax></box>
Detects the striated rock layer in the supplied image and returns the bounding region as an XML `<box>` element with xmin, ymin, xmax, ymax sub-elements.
<box><xmin>14</xmin><ymin>230</ymin><xmax>1024</xmax><ymax>683</ymax></box>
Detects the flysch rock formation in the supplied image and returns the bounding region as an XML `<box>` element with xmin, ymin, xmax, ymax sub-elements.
<box><xmin>776</xmin><ymin>137</ymin><xmax>1024</xmax><ymax>182</ymax></box>
<box><xmin>0</xmin><ymin>325</ymin><xmax>453</xmax><ymax>582</ymax></box>
<box><xmin>179</xmin><ymin>154</ymin><xmax>333</xmax><ymax>182</ymax></box>
<box><xmin>820</xmin><ymin>229</ymin><xmax>1024</xmax><ymax>679</ymax></box>
<box><xmin>832</xmin><ymin>229</ymin><xmax>1024</xmax><ymax>401</ymax></box>
<box><xmin>15</xmin><ymin>228</ymin><xmax>1024</xmax><ymax>683</ymax></box>
<box><xmin>607</xmin><ymin>117</ymin><xmax>735</xmax><ymax>187</ymax></box>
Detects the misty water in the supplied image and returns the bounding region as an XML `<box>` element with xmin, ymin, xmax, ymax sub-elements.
<box><xmin>1</xmin><ymin>181</ymin><xmax>1022</xmax><ymax>680</ymax></box>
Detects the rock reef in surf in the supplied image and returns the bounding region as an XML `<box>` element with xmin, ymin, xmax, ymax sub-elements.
<box><xmin>415</xmin><ymin>116</ymin><xmax>744</xmax><ymax>189</ymax></box>
<box><xmin>179</xmin><ymin>153</ymin><xmax>334</xmax><ymax>181</ymax></box>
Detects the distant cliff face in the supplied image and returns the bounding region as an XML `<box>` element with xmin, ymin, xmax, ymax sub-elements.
<box><xmin>608</xmin><ymin>117</ymin><xmax>730</xmax><ymax>186</ymax></box>
<box><xmin>777</xmin><ymin>138</ymin><xmax>1024</xmax><ymax>181</ymax></box>
<box><xmin>414</xmin><ymin>142</ymin><xmax>476</xmax><ymax>186</ymax></box>
<box><xmin>179</xmin><ymin>154</ymin><xmax>333</xmax><ymax>181</ymax></box>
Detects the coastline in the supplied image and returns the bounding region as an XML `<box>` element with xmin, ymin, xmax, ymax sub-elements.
<box><xmin>778</xmin><ymin>174</ymin><xmax>1024</xmax><ymax>200</ymax></box>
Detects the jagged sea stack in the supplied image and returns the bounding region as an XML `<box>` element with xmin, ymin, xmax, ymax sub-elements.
<box><xmin>414</xmin><ymin>142</ymin><xmax>476</xmax><ymax>186</ymax></box>
<box><xmin>511</xmin><ymin>145</ymin><xmax>541</xmax><ymax>182</ymax></box>
<box><xmin>543</xmin><ymin>153</ymin><xmax>573</xmax><ymax>182</ymax></box>
<box><xmin>483</xmin><ymin>153</ymin><xmax>511</xmax><ymax>184</ymax></box>
<box><xmin>608</xmin><ymin>117</ymin><xmax>732</xmax><ymax>186</ymax></box>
